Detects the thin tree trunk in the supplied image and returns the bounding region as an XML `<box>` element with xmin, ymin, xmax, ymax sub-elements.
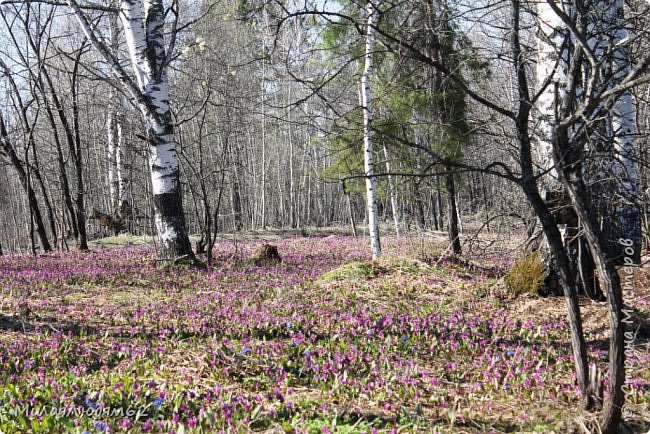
<box><xmin>342</xmin><ymin>182</ymin><xmax>358</xmax><ymax>238</ymax></box>
<box><xmin>555</xmin><ymin>135</ymin><xmax>626</xmax><ymax>433</ymax></box>
<box><xmin>41</xmin><ymin>101</ymin><xmax>78</xmax><ymax>240</ymax></box>
<box><xmin>445</xmin><ymin>169</ymin><xmax>461</xmax><ymax>255</ymax></box>
<box><xmin>383</xmin><ymin>145</ymin><xmax>400</xmax><ymax>236</ymax></box>
<box><xmin>481</xmin><ymin>173</ymin><xmax>491</xmax><ymax>232</ymax></box>
<box><xmin>107</xmin><ymin>10</ymin><xmax>128</xmax><ymax>217</ymax></box>
<box><xmin>413</xmin><ymin>180</ymin><xmax>426</xmax><ymax>228</ymax></box>
<box><xmin>430</xmin><ymin>190</ymin><xmax>439</xmax><ymax>231</ymax></box>
<box><xmin>70</xmin><ymin>47</ymin><xmax>89</xmax><ymax>250</ymax></box>
<box><xmin>107</xmin><ymin>95</ymin><xmax>119</xmax><ymax>210</ymax></box>
<box><xmin>436</xmin><ymin>175</ymin><xmax>444</xmax><ymax>230</ymax></box>
<box><xmin>514</xmin><ymin>0</ymin><xmax>592</xmax><ymax>409</ymax></box>
<box><xmin>586</xmin><ymin>0</ymin><xmax>642</xmax><ymax>265</ymax></box>
<box><xmin>30</xmin><ymin>146</ymin><xmax>58</xmax><ymax>243</ymax></box>
<box><xmin>361</xmin><ymin>0</ymin><xmax>381</xmax><ymax>259</ymax></box>
<box><xmin>0</xmin><ymin>112</ymin><xmax>52</xmax><ymax>252</ymax></box>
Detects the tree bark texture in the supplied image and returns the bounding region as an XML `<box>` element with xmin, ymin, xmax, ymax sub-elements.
<box><xmin>68</xmin><ymin>0</ymin><xmax>194</xmax><ymax>260</ymax></box>
<box><xmin>362</xmin><ymin>0</ymin><xmax>381</xmax><ymax>259</ymax></box>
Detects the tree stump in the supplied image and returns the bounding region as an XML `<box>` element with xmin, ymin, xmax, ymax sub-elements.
<box><xmin>195</xmin><ymin>237</ymin><xmax>206</xmax><ymax>254</ymax></box>
<box><xmin>249</xmin><ymin>244</ymin><xmax>282</xmax><ymax>266</ymax></box>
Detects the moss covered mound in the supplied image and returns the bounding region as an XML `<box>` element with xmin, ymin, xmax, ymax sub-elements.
<box><xmin>317</xmin><ymin>255</ymin><xmax>433</xmax><ymax>284</ymax></box>
<box><xmin>317</xmin><ymin>261</ymin><xmax>375</xmax><ymax>283</ymax></box>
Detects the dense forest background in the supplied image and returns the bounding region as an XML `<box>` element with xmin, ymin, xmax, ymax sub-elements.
<box><xmin>2</xmin><ymin>0</ymin><xmax>647</xmax><ymax>256</ymax></box>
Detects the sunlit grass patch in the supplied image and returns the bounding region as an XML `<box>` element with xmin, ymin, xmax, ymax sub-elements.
<box><xmin>89</xmin><ymin>233</ymin><xmax>158</xmax><ymax>248</ymax></box>
<box><xmin>317</xmin><ymin>261</ymin><xmax>376</xmax><ymax>283</ymax></box>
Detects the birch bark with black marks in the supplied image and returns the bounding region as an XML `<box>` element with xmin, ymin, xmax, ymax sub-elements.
<box><xmin>362</xmin><ymin>0</ymin><xmax>381</xmax><ymax>259</ymax></box>
<box><xmin>107</xmin><ymin>99</ymin><xmax>127</xmax><ymax>214</ymax></box>
<box><xmin>67</xmin><ymin>0</ymin><xmax>194</xmax><ymax>261</ymax></box>
<box><xmin>107</xmin><ymin>8</ymin><xmax>129</xmax><ymax>219</ymax></box>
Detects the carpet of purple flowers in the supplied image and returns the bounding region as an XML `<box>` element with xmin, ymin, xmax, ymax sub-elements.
<box><xmin>0</xmin><ymin>236</ymin><xmax>648</xmax><ymax>433</ymax></box>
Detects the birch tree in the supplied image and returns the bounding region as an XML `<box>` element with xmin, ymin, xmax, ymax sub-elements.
<box><xmin>67</xmin><ymin>0</ymin><xmax>194</xmax><ymax>261</ymax></box>
<box><xmin>362</xmin><ymin>0</ymin><xmax>381</xmax><ymax>259</ymax></box>
<box><xmin>106</xmin><ymin>8</ymin><xmax>128</xmax><ymax>220</ymax></box>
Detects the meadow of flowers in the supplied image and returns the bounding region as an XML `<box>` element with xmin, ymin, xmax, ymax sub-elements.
<box><xmin>0</xmin><ymin>235</ymin><xmax>648</xmax><ymax>433</ymax></box>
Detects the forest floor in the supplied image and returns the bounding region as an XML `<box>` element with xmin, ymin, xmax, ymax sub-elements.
<box><xmin>0</xmin><ymin>234</ymin><xmax>648</xmax><ymax>433</ymax></box>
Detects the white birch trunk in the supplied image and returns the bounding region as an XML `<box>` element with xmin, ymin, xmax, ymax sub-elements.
<box><xmin>362</xmin><ymin>0</ymin><xmax>381</xmax><ymax>259</ymax></box>
<box><xmin>120</xmin><ymin>0</ymin><xmax>192</xmax><ymax>259</ymax></box>
<box><xmin>68</xmin><ymin>0</ymin><xmax>193</xmax><ymax>260</ymax></box>
<box><xmin>107</xmin><ymin>105</ymin><xmax>127</xmax><ymax>215</ymax></box>
<box><xmin>107</xmin><ymin>94</ymin><xmax>118</xmax><ymax>209</ymax></box>
<box><xmin>107</xmin><ymin>9</ymin><xmax>128</xmax><ymax>217</ymax></box>
<box><xmin>535</xmin><ymin>1</ymin><xmax>567</xmax><ymax>186</ymax></box>
<box><xmin>107</xmin><ymin>8</ymin><xmax>118</xmax><ymax>212</ymax></box>
<box><xmin>115</xmin><ymin>112</ymin><xmax>127</xmax><ymax>211</ymax></box>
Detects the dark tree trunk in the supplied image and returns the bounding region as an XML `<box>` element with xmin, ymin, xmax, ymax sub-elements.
<box><xmin>45</xmin><ymin>63</ymin><xmax>87</xmax><ymax>250</ymax></box>
<box><xmin>481</xmin><ymin>173</ymin><xmax>491</xmax><ymax>232</ymax></box>
<box><xmin>538</xmin><ymin>190</ymin><xmax>604</xmax><ymax>300</ymax></box>
<box><xmin>45</xmin><ymin>105</ymin><xmax>78</xmax><ymax>241</ymax></box>
<box><xmin>0</xmin><ymin>114</ymin><xmax>51</xmax><ymax>252</ymax></box>
<box><xmin>413</xmin><ymin>180</ymin><xmax>426</xmax><ymax>228</ymax></box>
<box><xmin>467</xmin><ymin>173</ymin><xmax>475</xmax><ymax>211</ymax></box>
<box><xmin>430</xmin><ymin>191</ymin><xmax>439</xmax><ymax>231</ymax></box>
<box><xmin>554</xmin><ymin>127</ymin><xmax>626</xmax><ymax>433</ymax></box>
<box><xmin>31</xmin><ymin>156</ymin><xmax>58</xmax><ymax>244</ymax></box>
<box><xmin>510</xmin><ymin>0</ymin><xmax>592</xmax><ymax>409</ymax></box>
<box><xmin>445</xmin><ymin>168</ymin><xmax>462</xmax><ymax>255</ymax></box>
<box><xmin>26</xmin><ymin>182</ymin><xmax>51</xmax><ymax>253</ymax></box>
<box><xmin>71</xmin><ymin>49</ymin><xmax>88</xmax><ymax>251</ymax></box>
<box><xmin>522</xmin><ymin>181</ymin><xmax>593</xmax><ymax>408</ymax></box>
<box><xmin>26</xmin><ymin>21</ymin><xmax>85</xmax><ymax>249</ymax></box>
<box><xmin>564</xmin><ymin>179</ymin><xmax>626</xmax><ymax>434</ymax></box>
<box><xmin>152</xmin><ymin>186</ymin><xmax>194</xmax><ymax>260</ymax></box>
<box><xmin>231</xmin><ymin>178</ymin><xmax>243</xmax><ymax>231</ymax></box>
<box><xmin>343</xmin><ymin>182</ymin><xmax>358</xmax><ymax>237</ymax></box>
<box><xmin>576</xmin><ymin>228</ymin><xmax>604</xmax><ymax>300</ymax></box>
<box><xmin>436</xmin><ymin>175</ymin><xmax>444</xmax><ymax>230</ymax></box>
